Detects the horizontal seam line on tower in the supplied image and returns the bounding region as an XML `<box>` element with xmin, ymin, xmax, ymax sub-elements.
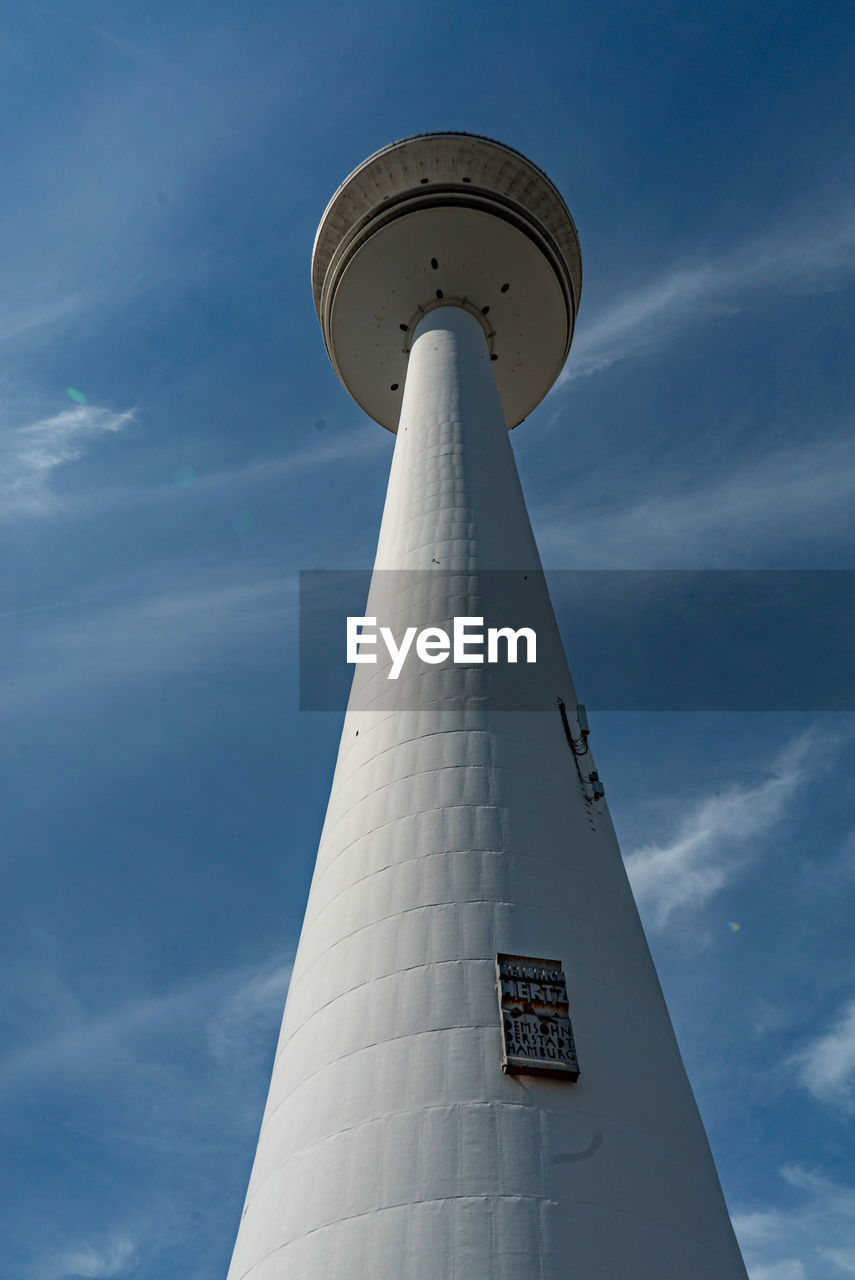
<box><xmin>247</xmin><ymin>1100</ymin><xmax>546</xmax><ymax>1211</ymax></box>
<box><xmin>313</xmin><ymin>797</ymin><xmax>613</xmax><ymax>890</ymax></box>
<box><xmin>232</xmin><ymin>1192</ymin><xmax>549</xmax><ymax>1280</ymax></box>
<box><xmin>290</xmin><ymin>885</ymin><xmax>632</xmax><ymax>993</ymax></box>
<box><xmin>254</xmin><ymin>1061</ymin><xmax>704</xmax><ymax>1186</ymax></box>
<box><xmin>273</xmin><ymin>961</ymin><xmax>673</xmax><ymax>1080</ymax></box>
<box><xmin>274</xmin><ymin>1001</ymin><xmax>672</xmax><ymax>1097</ymax></box>
<box><xmin>234</xmin><ymin>1178</ymin><xmax>737</xmax><ymax>1279</ymax></box>
<box><xmin>335</xmin><ymin>719</ymin><xmax>576</xmax><ymax>772</ymax></box>
<box><xmin>305</xmin><ymin>836</ymin><xmax>631</xmax><ymax>949</ymax></box>
<box><xmin>276</xmin><ymin>956</ymin><xmax>493</xmax><ymax>1061</ymax></box>
<box><xmin>352</xmin><ymin>675</ymin><xmax>571</xmax><ymax>713</ymax></box>
<box><xmin>323</xmin><ymin>759</ymin><xmax>578</xmax><ymax>818</ymax></box>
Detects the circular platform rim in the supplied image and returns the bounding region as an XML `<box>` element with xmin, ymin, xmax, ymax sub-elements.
<box><xmin>312</xmin><ymin>131</ymin><xmax>583</xmax><ymax>316</ymax></box>
<box><xmin>311</xmin><ymin>132</ymin><xmax>583</xmax><ymax>431</ymax></box>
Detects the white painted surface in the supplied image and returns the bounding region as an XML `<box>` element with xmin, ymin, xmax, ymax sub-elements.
<box><xmin>227</xmin><ymin>307</ymin><xmax>748</xmax><ymax>1279</ymax></box>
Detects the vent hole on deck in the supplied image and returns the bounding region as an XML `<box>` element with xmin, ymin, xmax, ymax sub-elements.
<box><xmin>399</xmin><ymin>323</ymin><xmax>408</xmax><ymax>331</ymax></box>
<box><xmin>430</xmin><ymin>258</ymin><xmax>439</xmax><ymax>269</ymax></box>
<box><xmin>435</xmin><ymin>289</ymin><xmax>443</xmax><ymax>299</ymax></box>
<box><xmin>462</xmin><ymin>176</ymin><xmax>471</xmax><ymax>183</ymax></box>
<box><xmin>420</xmin><ymin>177</ymin><xmax>429</xmax><ymax>184</ymax></box>
<box><xmin>390</xmin><ymin>383</ymin><xmax>399</xmax><ymax>391</ymax></box>
<box><xmin>490</xmin><ymin>353</ymin><xmax>498</xmax><ymax>361</ymax></box>
<box><xmin>481</xmin><ymin>305</ymin><xmax>490</xmax><ymax>315</ymax></box>
<box><xmin>500</xmin><ymin>282</ymin><xmax>510</xmax><ymax>293</ymax></box>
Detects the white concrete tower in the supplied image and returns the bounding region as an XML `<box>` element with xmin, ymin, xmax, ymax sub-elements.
<box><xmin>227</xmin><ymin>134</ymin><xmax>748</xmax><ymax>1279</ymax></box>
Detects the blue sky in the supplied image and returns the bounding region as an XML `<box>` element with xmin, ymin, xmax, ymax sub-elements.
<box><xmin>1</xmin><ymin>1</ymin><xmax>854</xmax><ymax>1276</ymax></box>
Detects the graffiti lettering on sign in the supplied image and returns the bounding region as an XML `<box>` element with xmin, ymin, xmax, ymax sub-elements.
<box><xmin>496</xmin><ymin>953</ymin><xmax>580</xmax><ymax>1081</ymax></box>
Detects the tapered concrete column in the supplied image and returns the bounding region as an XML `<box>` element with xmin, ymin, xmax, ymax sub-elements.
<box><xmin>226</xmin><ymin>135</ymin><xmax>748</xmax><ymax>1280</ymax></box>
<box><xmin>375</xmin><ymin>306</ymin><xmax>542</xmax><ymax>572</ymax></box>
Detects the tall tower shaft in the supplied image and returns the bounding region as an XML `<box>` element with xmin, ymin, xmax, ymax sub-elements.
<box><xmin>227</xmin><ymin>134</ymin><xmax>748</xmax><ymax>1279</ymax></box>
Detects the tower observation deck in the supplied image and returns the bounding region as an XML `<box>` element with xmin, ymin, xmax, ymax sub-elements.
<box><xmin>226</xmin><ymin>133</ymin><xmax>748</xmax><ymax>1280</ymax></box>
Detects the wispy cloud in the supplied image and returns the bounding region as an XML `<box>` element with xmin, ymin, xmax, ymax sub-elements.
<box><xmin>206</xmin><ymin>960</ymin><xmax>293</xmax><ymax>1071</ymax></box>
<box><xmin>84</xmin><ymin>421</ymin><xmax>390</xmax><ymax>518</ymax></box>
<box><xmin>0</xmin><ymin>954</ymin><xmax>292</xmax><ymax>1097</ymax></box>
<box><xmin>749</xmin><ymin>1264</ymin><xmax>807</xmax><ymax>1280</ymax></box>
<box><xmin>790</xmin><ymin>998</ymin><xmax>855</xmax><ymax>1112</ymax></box>
<box><xmin>733</xmin><ymin>1165</ymin><xmax>855</xmax><ymax>1280</ymax></box>
<box><xmin>0</xmin><ymin>404</ymin><xmax>133</xmax><ymax>517</ymax></box>
<box><xmin>625</xmin><ymin>733</ymin><xmax>815</xmax><ymax>928</ymax></box>
<box><xmin>9</xmin><ymin>953</ymin><xmax>292</xmax><ymax>1280</ymax></box>
<box><xmin>820</xmin><ymin>1251</ymin><xmax>855</xmax><ymax>1277</ymax></box>
<box><xmin>35</xmin><ymin>1236</ymin><xmax>139</xmax><ymax>1280</ymax></box>
<box><xmin>535</xmin><ymin>432</ymin><xmax>855</xmax><ymax>567</ymax></box>
<box><xmin>563</xmin><ymin>204</ymin><xmax>855</xmax><ymax>383</ymax></box>
<box><xmin>566</xmin><ymin>263</ymin><xmax>738</xmax><ymax>382</ymax></box>
<box><xmin>0</xmin><ymin>564</ymin><xmax>296</xmax><ymax>715</ymax></box>
<box><xmin>0</xmin><ymin>287</ymin><xmax>97</xmax><ymax>348</ymax></box>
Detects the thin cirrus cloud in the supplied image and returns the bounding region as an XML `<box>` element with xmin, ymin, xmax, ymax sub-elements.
<box><xmin>206</xmin><ymin>961</ymin><xmax>294</xmax><ymax>1070</ymax></box>
<box><xmin>0</xmin><ymin>403</ymin><xmax>133</xmax><ymax>517</ymax></box>
<box><xmin>12</xmin><ymin>957</ymin><xmax>291</xmax><ymax>1280</ymax></box>
<box><xmin>84</xmin><ymin>421</ymin><xmax>390</xmax><ymax>518</ymax></box>
<box><xmin>0</xmin><ymin>953</ymin><xmax>292</xmax><ymax>1099</ymax></box>
<box><xmin>0</xmin><ymin>287</ymin><xmax>96</xmax><ymax>349</ymax></box>
<box><xmin>789</xmin><ymin>998</ymin><xmax>855</xmax><ymax>1112</ymax></box>
<box><xmin>750</xmin><ymin>1266</ymin><xmax>808</xmax><ymax>1280</ymax></box>
<box><xmin>625</xmin><ymin>732</ymin><xmax>817</xmax><ymax>929</ymax></box>
<box><xmin>562</xmin><ymin>202</ymin><xmax>855</xmax><ymax>383</ymax></box>
<box><xmin>0</xmin><ymin>407</ymin><xmax>389</xmax><ymax>524</ymax></box>
<box><xmin>534</xmin><ymin>431</ymin><xmax>855</xmax><ymax>568</ymax></box>
<box><xmin>732</xmin><ymin>1164</ymin><xmax>855</xmax><ymax>1280</ymax></box>
<box><xmin>0</xmin><ymin>569</ymin><xmax>295</xmax><ymax>715</ymax></box>
<box><xmin>34</xmin><ymin>1236</ymin><xmax>140</xmax><ymax>1280</ymax></box>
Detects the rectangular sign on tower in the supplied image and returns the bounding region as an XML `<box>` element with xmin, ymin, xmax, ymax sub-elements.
<box><xmin>496</xmin><ymin>953</ymin><xmax>580</xmax><ymax>1080</ymax></box>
